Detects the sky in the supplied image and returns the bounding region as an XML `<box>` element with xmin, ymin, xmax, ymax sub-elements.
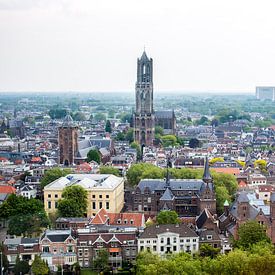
<box><xmin>1</xmin><ymin>0</ymin><xmax>275</xmax><ymax>93</ymax></box>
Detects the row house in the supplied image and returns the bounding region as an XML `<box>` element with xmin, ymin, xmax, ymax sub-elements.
<box><xmin>40</xmin><ymin>229</ymin><xmax>77</xmax><ymax>272</ymax></box>
<box><xmin>3</xmin><ymin>237</ymin><xmax>40</xmax><ymax>267</ymax></box>
<box><xmin>76</xmin><ymin>228</ymin><xmax>137</xmax><ymax>268</ymax></box>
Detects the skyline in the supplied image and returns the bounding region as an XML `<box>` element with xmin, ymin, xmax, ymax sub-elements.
<box><xmin>1</xmin><ymin>0</ymin><xmax>275</xmax><ymax>93</ymax></box>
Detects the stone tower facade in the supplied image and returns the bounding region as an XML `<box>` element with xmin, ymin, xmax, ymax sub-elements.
<box><xmin>134</xmin><ymin>51</ymin><xmax>155</xmax><ymax>146</ymax></box>
<box><xmin>58</xmin><ymin>114</ymin><xmax>78</xmax><ymax>166</ymax></box>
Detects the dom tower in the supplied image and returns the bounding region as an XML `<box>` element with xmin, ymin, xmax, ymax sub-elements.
<box><xmin>134</xmin><ymin>51</ymin><xmax>155</xmax><ymax>146</ymax></box>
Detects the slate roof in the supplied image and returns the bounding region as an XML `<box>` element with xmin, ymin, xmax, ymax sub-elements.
<box><xmin>155</xmin><ymin>110</ymin><xmax>174</xmax><ymax>119</ymax></box>
<box><xmin>203</xmin><ymin>157</ymin><xmax>212</xmax><ymax>182</ymax></box>
<box><xmin>139</xmin><ymin>223</ymin><xmax>198</xmax><ymax>239</ymax></box>
<box><xmin>137</xmin><ymin>179</ymin><xmax>212</xmax><ymax>194</ymax></box>
<box><xmin>196</xmin><ymin>208</ymin><xmax>215</xmax><ymax>229</ymax></box>
<box><xmin>41</xmin><ymin>230</ymin><xmax>74</xmax><ymax>243</ymax></box>
<box><xmin>160</xmin><ymin>188</ymin><xmax>174</xmax><ymax>201</ymax></box>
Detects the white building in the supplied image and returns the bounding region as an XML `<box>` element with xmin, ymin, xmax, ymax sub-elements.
<box><xmin>137</xmin><ymin>223</ymin><xmax>199</xmax><ymax>255</ymax></box>
<box><xmin>19</xmin><ymin>185</ymin><xmax>37</xmax><ymax>199</ymax></box>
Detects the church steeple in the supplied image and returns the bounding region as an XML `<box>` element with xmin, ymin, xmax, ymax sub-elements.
<box><xmin>203</xmin><ymin>157</ymin><xmax>212</xmax><ymax>183</ymax></box>
<box><xmin>134</xmin><ymin>50</ymin><xmax>155</xmax><ymax>146</ymax></box>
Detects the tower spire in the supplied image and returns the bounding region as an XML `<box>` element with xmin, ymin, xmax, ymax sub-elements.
<box><xmin>203</xmin><ymin>156</ymin><xmax>212</xmax><ymax>183</ymax></box>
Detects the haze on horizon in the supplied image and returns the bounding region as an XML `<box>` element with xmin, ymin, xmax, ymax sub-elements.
<box><xmin>0</xmin><ymin>0</ymin><xmax>275</xmax><ymax>93</ymax></box>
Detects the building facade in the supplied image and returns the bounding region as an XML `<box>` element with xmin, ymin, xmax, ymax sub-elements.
<box><xmin>256</xmin><ymin>86</ymin><xmax>275</xmax><ymax>102</ymax></box>
<box><xmin>125</xmin><ymin>158</ymin><xmax>216</xmax><ymax>216</ymax></box>
<box><xmin>134</xmin><ymin>51</ymin><xmax>155</xmax><ymax>146</ymax></box>
<box><xmin>44</xmin><ymin>174</ymin><xmax>124</xmax><ymax>217</ymax></box>
<box><xmin>138</xmin><ymin>223</ymin><xmax>199</xmax><ymax>255</ymax></box>
<box><xmin>58</xmin><ymin>114</ymin><xmax>78</xmax><ymax>166</ymax></box>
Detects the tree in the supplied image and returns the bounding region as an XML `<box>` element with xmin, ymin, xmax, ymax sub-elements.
<box><xmin>156</xmin><ymin>210</ymin><xmax>180</xmax><ymax>224</ymax></box>
<box><xmin>209</xmin><ymin>157</ymin><xmax>224</xmax><ymax>165</ymax></box>
<box><xmin>40</xmin><ymin>168</ymin><xmax>71</xmax><ymax>189</ymax></box>
<box><xmin>92</xmin><ymin>249</ymin><xmax>110</xmax><ymax>272</ymax></box>
<box><xmin>196</xmin><ymin>116</ymin><xmax>209</xmax><ymax>125</ymax></box>
<box><xmin>58</xmin><ymin>185</ymin><xmax>88</xmax><ymax>217</ymax></box>
<box><xmin>200</xmin><ymin>244</ymin><xmax>220</xmax><ymax>258</ymax></box>
<box><xmin>72</xmin><ymin>111</ymin><xmax>86</xmax><ymax>121</ymax></box>
<box><xmin>14</xmin><ymin>256</ymin><xmax>30</xmax><ymax>275</ymax></box>
<box><xmin>125</xmin><ymin>128</ymin><xmax>134</xmax><ymax>143</ymax></box>
<box><xmin>49</xmin><ymin>108</ymin><xmax>67</xmax><ymax>119</ymax></box>
<box><xmin>87</xmin><ymin>149</ymin><xmax>101</xmax><ymax>164</ymax></box>
<box><xmin>215</xmin><ymin>186</ymin><xmax>231</xmax><ymax>214</ymax></box>
<box><xmin>0</xmin><ymin>245</ymin><xmax>8</xmax><ymax>273</ymax></box>
<box><xmin>130</xmin><ymin>142</ymin><xmax>141</xmax><ymax>160</ymax></box>
<box><xmin>105</xmin><ymin>120</ymin><xmax>112</xmax><ymax>133</ymax></box>
<box><xmin>31</xmin><ymin>255</ymin><xmax>49</xmax><ymax>275</ymax></box>
<box><xmin>235</xmin><ymin>221</ymin><xmax>270</xmax><ymax>249</ymax></box>
<box><xmin>161</xmin><ymin>135</ymin><xmax>178</xmax><ymax>147</ymax></box>
<box><xmin>155</xmin><ymin>126</ymin><xmax>164</xmax><ymax>136</ymax></box>
<box><xmin>94</xmin><ymin>113</ymin><xmax>106</xmax><ymax>121</ymax></box>
<box><xmin>99</xmin><ymin>166</ymin><xmax>120</xmax><ymax>176</ymax></box>
<box><xmin>8</xmin><ymin>212</ymin><xmax>49</xmax><ymax>237</ymax></box>
<box><xmin>189</xmin><ymin>138</ymin><xmax>200</xmax><ymax>148</ymax></box>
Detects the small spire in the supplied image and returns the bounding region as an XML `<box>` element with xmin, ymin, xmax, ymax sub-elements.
<box><xmin>203</xmin><ymin>156</ymin><xmax>212</xmax><ymax>183</ymax></box>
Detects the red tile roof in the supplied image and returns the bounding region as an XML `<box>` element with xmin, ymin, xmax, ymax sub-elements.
<box><xmin>212</xmin><ymin>167</ymin><xmax>240</xmax><ymax>175</ymax></box>
<box><xmin>0</xmin><ymin>185</ymin><xmax>16</xmax><ymax>194</ymax></box>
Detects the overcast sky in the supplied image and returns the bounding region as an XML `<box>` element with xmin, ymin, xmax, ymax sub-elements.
<box><xmin>1</xmin><ymin>0</ymin><xmax>275</xmax><ymax>93</ymax></box>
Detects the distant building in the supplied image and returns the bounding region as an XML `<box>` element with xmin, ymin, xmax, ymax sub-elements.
<box><xmin>155</xmin><ymin>110</ymin><xmax>176</xmax><ymax>135</ymax></box>
<box><xmin>58</xmin><ymin>114</ymin><xmax>78</xmax><ymax>166</ymax></box>
<box><xmin>134</xmin><ymin>51</ymin><xmax>155</xmax><ymax>146</ymax></box>
<box><xmin>125</xmin><ymin>158</ymin><xmax>216</xmax><ymax>216</ymax></box>
<box><xmin>43</xmin><ymin>174</ymin><xmax>124</xmax><ymax>217</ymax></box>
<box><xmin>256</xmin><ymin>86</ymin><xmax>275</xmax><ymax>102</ymax></box>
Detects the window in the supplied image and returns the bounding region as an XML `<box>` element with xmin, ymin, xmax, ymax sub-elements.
<box><xmin>55</xmin><ymin>201</ymin><xmax>58</xmax><ymax>208</ymax></box>
<box><xmin>106</xmin><ymin>195</ymin><xmax>109</xmax><ymax>198</ymax></box>
<box><xmin>43</xmin><ymin>246</ymin><xmax>50</xmax><ymax>253</ymax></box>
<box><xmin>161</xmin><ymin>238</ymin><xmax>164</xmax><ymax>243</ymax></box>
<box><xmin>106</xmin><ymin>202</ymin><xmax>109</xmax><ymax>210</ymax></box>
<box><xmin>207</xmin><ymin>235</ymin><xmax>212</xmax><ymax>240</ymax></box>
<box><xmin>48</xmin><ymin>194</ymin><xmax>51</xmax><ymax>198</ymax></box>
<box><xmin>124</xmin><ymin>219</ymin><xmax>128</xmax><ymax>224</ymax></box>
<box><xmin>92</xmin><ymin>194</ymin><xmax>96</xmax><ymax>198</ymax></box>
<box><xmin>140</xmin><ymin>246</ymin><xmax>144</xmax><ymax>251</ymax></box>
<box><xmin>153</xmin><ymin>240</ymin><xmax>157</xmax><ymax>243</ymax></box>
<box><xmin>130</xmin><ymin>219</ymin><xmax>134</xmax><ymax>225</ymax></box>
<box><xmin>186</xmin><ymin>239</ymin><xmax>190</xmax><ymax>243</ymax></box>
<box><xmin>48</xmin><ymin>201</ymin><xmax>51</xmax><ymax>209</ymax></box>
<box><xmin>167</xmin><ymin>238</ymin><xmax>170</xmax><ymax>245</ymax></box>
<box><xmin>99</xmin><ymin>202</ymin><xmax>103</xmax><ymax>209</ymax></box>
<box><xmin>99</xmin><ymin>195</ymin><xmax>102</xmax><ymax>199</ymax></box>
<box><xmin>146</xmin><ymin>240</ymin><xmax>150</xmax><ymax>244</ymax></box>
<box><xmin>173</xmin><ymin>237</ymin><xmax>177</xmax><ymax>243</ymax></box>
<box><xmin>92</xmin><ymin>202</ymin><xmax>96</xmax><ymax>210</ymax></box>
<box><xmin>193</xmin><ymin>239</ymin><xmax>197</xmax><ymax>243</ymax></box>
<box><xmin>55</xmin><ymin>194</ymin><xmax>58</xmax><ymax>198</ymax></box>
<box><xmin>173</xmin><ymin>246</ymin><xmax>177</xmax><ymax>251</ymax></box>
<box><xmin>161</xmin><ymin>246</ymin><xmax>164</xmax><ymax>252</ymax></box>
<box><xmin>140</xmin><ymin>240</ymin><xmax>144</xmax><ymax>244</ymax></box>
<box><xmin>153</xmin><ymin>246</ymin><xmax>157</xmax><ymax>251</ymax></box>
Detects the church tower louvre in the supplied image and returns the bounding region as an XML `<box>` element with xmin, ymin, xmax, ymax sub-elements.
<box><xmin>134</xmin><ymin>50</ymin><xmax>155</xmax><ymax>146</ymax></box>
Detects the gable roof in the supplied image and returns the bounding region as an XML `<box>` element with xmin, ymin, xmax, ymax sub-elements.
<box><xmin>0</xmin><ymin>185</ymin><xmax>16</xmax><ymax>194</ymax></box>
<box><xmin>139</xmin><ymin>223</ymin><xmax>198</xmax><ymax>239</ymax></box>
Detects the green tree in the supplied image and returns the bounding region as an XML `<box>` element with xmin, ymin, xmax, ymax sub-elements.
<box><xmin>105</xmin><ymin>120</ymin><xmax>112</xmax><ymax>133</ymax></box>
<box><xmin>40</xmin><ymin>168</ymin><xmax>71</xmax><ymax>189</ymax></box>
<box><xmin>99</xmin><ymin>166</ymin><xmax>120</xmax><ymax>176</ymax></box>
<box><xmin>156</xmin><ymin>210</ymin><xmax>180</xmax><ymax>224</ymax></box>
<box><xmin>161</xmin><ymin>135</ymin><xmax>178</xmax><ymax>147</ymax></box>
<box><xmin>234</xmin><ymin>220</ymin><xmax>270</xmax><ymax>249</ymax></box>
<box><xmin>215</xmin><ymin>186</ymin><xmax>231</xmax><ymax>214</ymax></box>
<box><xmin>196</xmin><ymin>116</ymin><xmax>209</xmax><ymax>125</ymax></box>
<box><xmin>48</xmin><ymin>108</ymin><xmax>67</xmax><ymax>119</ymax></box>
<box><xmin>8</xmin><ymin>212</ymin><xmax>49</xmax><ymax>237</ymax></box>
<box><xmin>92</xmin><ymin>249</ymin><xmax>110</xmax><ymax>272</ymax></box>
<box><xmin>130</xmin><ymin>142</ymin><xmax>142</xmax><ymax>160</ymax></box>
<box><xmin>0</xmin><ymin>244</ymin><xmax>9</xmax><ymax>273</ymax></box>
<box><xmin>116</xmin><ymin>131</ymin><xmax>125</xmax><ymax>141</ymax></box>
<box><xmin>199</xmin><ymin>244</ymin><xmax>220</xmax><ymax>258</ymax></box>
<box><xmin>58</xmin><ymin>185</ymin><xmax>88</xmax><ymax>217</ymax></box>
<box><xmin>87</xmin><ymin>149</ymin><xmax>101</xmax><ymax>164</ymax></box>
<box><xmin>31</xmin><ymin>255</ymin><xmax>49</xmax><ymax>275</ymax></box>
<box><xmin>14</xmin><ymin>256</ymin><xmax>30</xmax><ymax>275</ymax></box>
<box><xmin>94</xmin><ymin>113</ymin><xmax>106</xmax><ymax>122</ymax></box>
<box><xmin>72</xmin><ymin>111</ymin><xmax>86</xmax><ymax>121</ymax></box>
<box><xmin>125</xmin><ymin>128</ymin><xmax>134</xmax><ymax>143</ymax></box>
<box><xmin>155</xmin><ymin>126</ymin><xmax>164</xmax><ymax>136</ymax></box>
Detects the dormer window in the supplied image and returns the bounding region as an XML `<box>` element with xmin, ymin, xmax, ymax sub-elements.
<box><xmin>130</xmin><ymin>219</ymin><xmax>134</xmax><ymax>225</ymax></box>
<box><xmin>124</xmin><ymin>219</ymin><xmax>128</xmax><ymax>224</ymax></box>
<box><xmin>117</xmin><ymin>219</ymin><xmax>121</xmax><ymax>224</ymax></box>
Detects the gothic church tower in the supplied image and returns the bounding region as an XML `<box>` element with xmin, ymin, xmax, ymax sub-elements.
<box><xmin>134</xmin><ymin>51</ymin><xmax>155</xmax><ymax>146</ymax></box>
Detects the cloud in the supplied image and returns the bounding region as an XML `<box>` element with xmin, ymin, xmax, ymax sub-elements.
<box><xmin>0</xmin><ymin>0</ymin><xmax>68</xmax><ymax>10</ymax></box>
